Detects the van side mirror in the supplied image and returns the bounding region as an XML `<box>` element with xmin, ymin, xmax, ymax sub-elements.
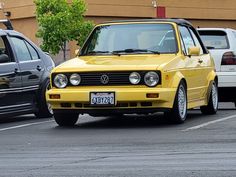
<box><xmin>188</xmin><ymin>47</ymin><xmax>200</xmax><ymax>56</ymax></box>
<box><xmin>0</xmin><ymin>54</ymin><xmax>10</xmax><ymax>63</ymax></box>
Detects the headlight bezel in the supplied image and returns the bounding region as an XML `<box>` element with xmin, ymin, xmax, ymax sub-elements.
<box><xmin>53</xmin><ymin>74</ymin><xmax>68</xmax><ymax>88</ymax></box>
<box><xmin>144</xmin><ymin>71</ymin><xmax>160</xmax><ymax>87</ymax></box>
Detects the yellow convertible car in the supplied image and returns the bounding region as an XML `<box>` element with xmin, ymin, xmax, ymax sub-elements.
<box><xmin>46</xmin><ymin>19</ymin><xmax>218</xmax><ymax>126</ymax></box>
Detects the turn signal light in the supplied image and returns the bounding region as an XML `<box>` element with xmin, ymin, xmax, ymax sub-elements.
<box><xmin>146</xmin><ymin>93</ymin><xmax>159</xmax><ymax>98</ymax></box>
<box><xmin>49</xmin><ymin>94</ymin><xmax>61</xmax><ymax>99</ymax></box>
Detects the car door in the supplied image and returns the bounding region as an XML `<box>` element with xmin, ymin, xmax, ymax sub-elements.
<box><xmin>179</xmin><ymin>25</ymin><xmax>203</xmax><ymax>102</ymax></box>
<box><xmin>0</xmin><ymin>35</ymin><xmax>23</xmax><ymax>114</ymax></box>
<box><xmin>9</xmin><ymin>36</ymin><xmax>44</xmax><ymax>105</ymax></box>
<box><xmin>188</xmin><ymin>27</ymin><xmax>210</xmax><ymax>99</ymax></box>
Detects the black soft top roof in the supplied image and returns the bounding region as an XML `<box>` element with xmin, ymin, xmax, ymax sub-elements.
<box><xmin>103</xmin><ymin>18</ymin><xmax>193</xmax><ymax>26</ymax></box>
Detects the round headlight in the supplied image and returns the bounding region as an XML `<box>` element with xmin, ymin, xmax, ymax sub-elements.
<box><xmin>129</xmin><ymin>72</ymin><xmax>141</xmax><ymax>85</ymax></box>
<box><xmin>144</xmin><ymin>72</ymin><xmax>159</xmax><ymax>87</ymax></box>
<box><xmin>70</xmin><ymin>73</ymin><xmax>81</xmax><ymax>86</ymax></box>
<box><xmin>54</xmin><ymin>74</ymin><xmax>68</xmax><ymax>88</ymax></box>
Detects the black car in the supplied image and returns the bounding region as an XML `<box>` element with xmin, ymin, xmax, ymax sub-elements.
<box><xmin>0</xmin><ymin>20</ymin><xmax>55</xmax><ymax>118</ymax></box>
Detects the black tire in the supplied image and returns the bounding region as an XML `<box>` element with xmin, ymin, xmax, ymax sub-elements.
<box><xmin>200</xmin><ymin>81</ymin><xmax>218</xmax><ymax>115</ymax></box>
<box><xmin>54</xmin><ymin>113</ymin><xmax>79</xmax><ymax>126</ymax></box>
<box><xmin>35</xmin><ymin>79</ymin><xmax>53</xmax><ymax>118</ymax></box>
<box><xmin>109</xmin><ymin>113</ymin><xmax>123</xmax><ymax>118</ymax></box>
<box><xmin>164</xmin><ymin>81</ymin><xmax>187</xmax><ymax>124</ymax></box>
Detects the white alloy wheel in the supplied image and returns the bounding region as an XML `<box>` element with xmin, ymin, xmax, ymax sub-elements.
<box><xmin>178</xmin><ymin>84</ymin><xmax>187</xmax><ymax>120</ymax></box>
<box><xmin>211</xmin><ymin>83</ymin><xmax>218</xmax><ymax>111</ymax></box>
<box><xmin>46</xmin><ymin>82</ymin><xmax>53</xmax><ymax>115</ymax></box>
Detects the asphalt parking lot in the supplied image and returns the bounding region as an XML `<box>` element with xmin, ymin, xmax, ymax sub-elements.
<box><xmin>0</xmin><ymin>103</ymin><xmax>236</xmax><ymax>177</ymax></box>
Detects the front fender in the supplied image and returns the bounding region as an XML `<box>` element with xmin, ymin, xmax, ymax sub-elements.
<box><xmin>166</xmin><ymin>71</ymin><xmax>185</xmax><ymax>89</ymax></box>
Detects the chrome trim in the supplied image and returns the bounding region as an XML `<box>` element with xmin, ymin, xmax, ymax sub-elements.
<box><xmin>0</xmin><ymin>103</ymin><xmax>31</xmax><ymax>110</ymax></box>
<box><xmin>0</xmin><ymin>85</ymin><xmax>39</xmax><ymax>94</ymax></box>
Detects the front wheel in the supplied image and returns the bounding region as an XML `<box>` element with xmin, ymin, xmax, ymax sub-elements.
<box><xmin>35</xmin><ymin>79</ymin><xmax>53</xmax><ymax>118</ymax></box>
<box><xmin>54</xmin><ymin>113</ymin><xmax>79</xmax><ymax>127</ymax></box>
<box><xmin>200</xmin><ymin>81</ymin><xmax>218</xmax><ymax>115</ymax></box>
<box><xmin>165</xmin><ymin>81</ymin><xmax>187</xmax><ymax>124</ymax></box>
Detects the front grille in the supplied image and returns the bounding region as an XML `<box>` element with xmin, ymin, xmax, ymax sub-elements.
<box><xmin>79</xmin><ymin>72</ymin><xmax>131</xmax><ymax>86</ymax></box>
<box><xmin>52</xmin><ymin>71</ymin><xmax>161</xmax><ymax>87</ymax></box>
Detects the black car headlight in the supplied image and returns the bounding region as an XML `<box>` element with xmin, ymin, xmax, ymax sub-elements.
<box><xmin>54</xmin><ymin>74</ymin><xmax>68</xmax><ymax>88</ymax></box>
<box><xmin>144</xmin><ymin>72</ymin><xmax>159</xmax><ymax>87</ymax></box>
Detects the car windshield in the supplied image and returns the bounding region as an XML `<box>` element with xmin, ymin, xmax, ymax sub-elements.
<box><xmin>80</xmin><ymin>23</ymin><xmax>178</xmax><ymax>56</ymax></box>
<box><xmin>198</xmin><ymin>30</ymin><xmax>229</xmax><ymax>49</ymax></box>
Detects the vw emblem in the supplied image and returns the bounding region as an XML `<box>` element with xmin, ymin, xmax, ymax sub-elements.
<box><xmin>100</xmin><ymin>74</ymin><xmax>109</xmax><ymax>85</ymax></box>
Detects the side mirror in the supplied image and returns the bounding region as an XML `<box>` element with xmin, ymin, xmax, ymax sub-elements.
<box><xmin>75</xmin><ymin>48</ymin><xmax>80</xmax><ymax>56</ymax></box>
<box><xmin>0</xmin><ymin>54</ymin><xmax>10</xmax><ymax>63</ymax></box>
<box><xmin>188</xmin><ymin>47</ymin><xmax>200</xmax><ymax>56</ymax></box>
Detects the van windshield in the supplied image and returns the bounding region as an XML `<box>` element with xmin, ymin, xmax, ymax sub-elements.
<box><xmin>80</xmin><ymin>23</ymin><xmax>178</xmax><ymax>56</ymax></box>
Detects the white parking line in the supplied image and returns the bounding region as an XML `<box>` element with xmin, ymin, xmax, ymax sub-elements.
<box><xmin>183</xmin><ymin>114</ymin><xmax>236</xmax><ymax>131</ymax></box>
<box><xmin>0</xmin><ymin>120</ymin><xmax>53</xmax><ymax>132</ymax></box>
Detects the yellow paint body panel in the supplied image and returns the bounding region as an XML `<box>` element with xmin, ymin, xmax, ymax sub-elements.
<box><xmin>46</xmin><ymin>21</ymin><xmax>216</xmax><ymax>113</ymax></box>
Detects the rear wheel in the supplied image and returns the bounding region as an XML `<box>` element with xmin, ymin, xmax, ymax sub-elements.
<box><xmin>54</xmin><ymin>113</ymin><xmax>79</xmax><ymax>126</ymax></box>
<box><xmin>200</xmin><ymin>81</ymin><xmax>218</xmax><ymax>115</ymax></box>
<box><xmin>165</xmin><ymin>81</ymin><xmax>187</xmax><ymax>124</ymax></box>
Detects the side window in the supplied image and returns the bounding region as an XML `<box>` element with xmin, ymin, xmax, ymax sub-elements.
<box><xmin>25</xmin><ymin>42</ymin><xmax>40</xmax><ymax>60</ymax></box>
<box><xmin>0</xmin><ymin>37</ymin><xmax>6</xmax><ymax>56</ymax></box>
<box><xmin>11</xmin><ymin>37</ymin><xmax>32</xmax><ymax>62</ymax></box>
<box><xmin>189</xmin><ymin>28</ymin><xmax>203</xmax><ymax>54</ymax></box>
<box><xmin>0</xmin><ymin>36</ymin><xmax>13</xmax><ymax>63</ymax></box>
<box><xmin>180</xmin><ymin>35</ymin><xmax>187</xmax><ymax>55</ymax></box>
<box><xmin>179</xmin><ymin>26</ymin><xmax>195</xmax><ymax>55</ymax></box>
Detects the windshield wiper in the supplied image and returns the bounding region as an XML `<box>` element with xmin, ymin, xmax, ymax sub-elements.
<box><xmin>112</xmin><ymin>49</ymin><xmax>160</xmax><ymax>55</ymax></box>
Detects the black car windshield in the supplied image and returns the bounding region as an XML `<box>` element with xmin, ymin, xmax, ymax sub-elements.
<box><xmin>80</xmin><ymin>23</ymin><xmax>178</xmax><ymax>56</ymax></box>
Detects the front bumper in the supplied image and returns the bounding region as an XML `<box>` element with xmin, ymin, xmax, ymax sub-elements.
<box><xmin>46</xmin><ymin>86</ymin><xmax>177</xmax><ymax>113</ymax></box>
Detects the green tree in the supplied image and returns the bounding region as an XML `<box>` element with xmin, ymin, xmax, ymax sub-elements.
<box><xmin>34</xmin><ymin>0</ymin><xmax>94</xmax><ymax>60</ymax></box>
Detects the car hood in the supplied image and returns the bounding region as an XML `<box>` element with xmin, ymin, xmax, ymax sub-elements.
<box><xmin>53</xmin><ymin>54</ymin><xmax>177</xmax><ymax>72</ymax></box>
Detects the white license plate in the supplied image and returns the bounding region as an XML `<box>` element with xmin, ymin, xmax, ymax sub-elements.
<box><xmin>90</xmin><ymin>92</ymin><xmax>115</xmax><ymax>106</ymax></box>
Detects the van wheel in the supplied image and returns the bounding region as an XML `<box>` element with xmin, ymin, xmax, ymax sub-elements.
<box><xmin>165</xmin><ymin>81</ymin><xmax>187</xmax><ymax>124</ymax></box>
<box><xmin>200</xmin><ymin>81</ymin><xmax>218</xmax><ymax>115</ymax></box>
<box><xmin>54</xmin><ymin>113</ymin><xmax>79</xmax><ymax>126</ymax></box>
<box><xmin>35</xmin><ymin>79</ymin><xmax>53</xmax><ymax>118</ymax></box>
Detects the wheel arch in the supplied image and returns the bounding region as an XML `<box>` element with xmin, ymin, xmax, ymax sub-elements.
<box><xmin>205</xmin><ymin>71</ymin><xmax>218</xmax><ymax>103</ymax></box>
<box><xmin>169</xmin><ymin>71</ymin><xmax>188</xmax><ymax>108</ymax></box>
<box><xmin>170</xmin><ymin>71</ymin><xmax>187</xmax><ymax>90</ymax></box>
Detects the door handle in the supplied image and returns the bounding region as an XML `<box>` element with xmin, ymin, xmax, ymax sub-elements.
<box><xmin>14</xmin><ymin>68</ymin><xmax>19</xmax><ymax>74</ymax></box>
<box><xmin>198</xmin><ymin>59</ymin><xmax>203</xmax><ymax>64</ymax></box>
<box><xmin>36</xmin><ymin>65</ymin><xmax>42</xmax><ymax>71</ymax></box>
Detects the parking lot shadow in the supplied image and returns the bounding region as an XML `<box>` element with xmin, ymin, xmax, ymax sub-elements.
<box><xmin>0</xmin><ymin>114</ymin><xmax>42</xmax><ymax>124</ymax></box>
<box><xmin>66</xmin><ymin>110</ymin><xmax>209</xmax><ymax>129</ymax></box>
